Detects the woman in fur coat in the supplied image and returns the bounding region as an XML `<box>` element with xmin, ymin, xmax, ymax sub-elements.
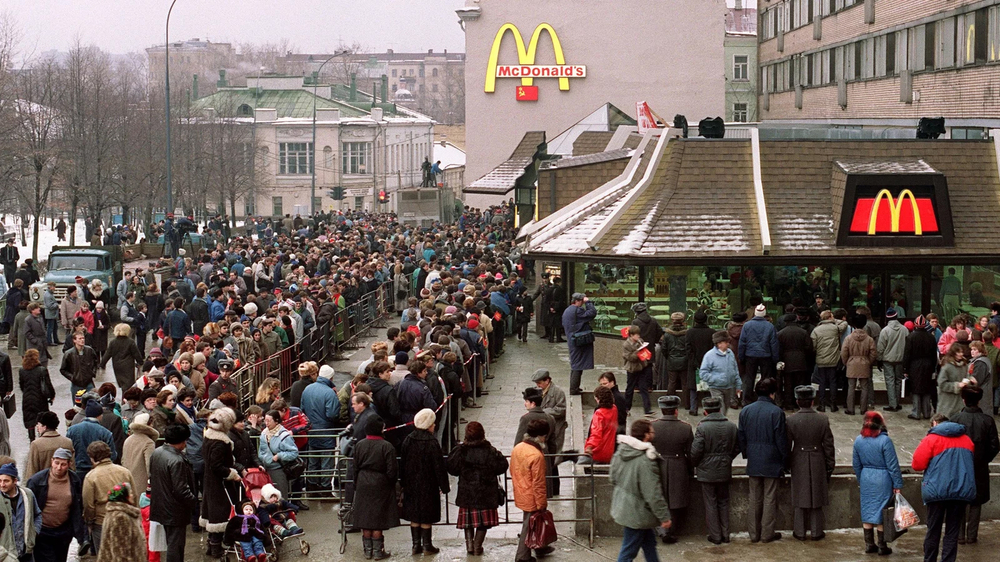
<box><xmin>199</xmin><ymin>407</ymin><xmax>242</xmax><ymax>558</ymax></box>
<box><xmin>96</xmin><ymin>482</ymin><xmax>147</xmax><ymax>562</ymax></box>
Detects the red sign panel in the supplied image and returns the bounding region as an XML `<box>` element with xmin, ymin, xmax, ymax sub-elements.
<box><xmin>849</xmin><ymin>189</ymin><xmax>939</xmax><ymax>235</ymax></box>
<box><xmin>516</xmin><ymin>85</ymin><xmax>539</xmax><ymax>101</ymax></box>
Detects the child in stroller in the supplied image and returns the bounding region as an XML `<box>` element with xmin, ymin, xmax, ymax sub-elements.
<box><xmin>259</xmin><ymin>483</ymin><xmax>304</xmax><ymax>537</ymax></box>
<box><xmin>224</xmin><ymin>501</ymin><xmax>268</xmax><ymax>562</ymax></box>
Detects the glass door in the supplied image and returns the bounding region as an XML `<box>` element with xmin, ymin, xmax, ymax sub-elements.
<box><xmin>843</xmin><ymin>266</ymin><xmax>927</xmax><ymax>324</ymax></box>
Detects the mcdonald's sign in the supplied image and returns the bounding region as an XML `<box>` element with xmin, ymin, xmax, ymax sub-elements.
<box><xmin>484</xmin><ymin>23</ymin><xmax>587</xmax><ymax>99</ymax></box>
<box><xmin>849</xmin><ymin>189</ymin><xmax>939</xmax><ymax>235</ymax></box>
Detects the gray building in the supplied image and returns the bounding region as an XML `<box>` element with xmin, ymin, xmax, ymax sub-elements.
<box><xmin>725</xmin><ymin>4</ymin><xmax>759</xmax><ymax>122</ymax></box>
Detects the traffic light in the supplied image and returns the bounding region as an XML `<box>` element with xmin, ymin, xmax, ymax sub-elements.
<box><xmin>378</xmin><ymin>190</ymin><xmax>387</xmax><ymax>203</ymax></box>
<box><xmin>328</xmin><ymin>187</ymin><xmax>344</xmax><ymax>200</ymax></box>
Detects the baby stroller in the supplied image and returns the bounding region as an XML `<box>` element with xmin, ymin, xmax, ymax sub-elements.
<box><xmin>222</xmin><ymin>468</ymin><xmax>310</xmax><ymax>561</ymax></box>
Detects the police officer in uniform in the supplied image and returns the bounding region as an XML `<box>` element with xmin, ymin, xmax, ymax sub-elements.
<box><xmin>785</xmin><ymin>385</ymin><xmax>836</xmax><ymax>541</ymax></box>
<box><xmin>649</xmin><ymin>395</ymin><xmax>693</xmax><ymax>543</ymax></box>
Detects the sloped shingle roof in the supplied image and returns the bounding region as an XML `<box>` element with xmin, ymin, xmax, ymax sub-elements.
<box><xmin>464</xmin><ymin>131</ymin><xmax>545</xmax><ymax>195</ymax></box>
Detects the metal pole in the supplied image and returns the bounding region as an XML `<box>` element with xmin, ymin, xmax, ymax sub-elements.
<box><xmin>310</xmin><ymin>50</ymin><xmax>350</xmax><ymax>217</ymax></box>
<box><xmin>165</xmin><ymin>0</ymin><xmax>178</xmax><ymax>216</ymax></box>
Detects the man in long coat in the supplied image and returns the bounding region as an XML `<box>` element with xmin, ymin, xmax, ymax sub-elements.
<box><xmin>535</xmin><ymin>369</ymin><xmax>568</xmax><ymax>495</ymax></box>
<box><xmin>562</xmin><ymin>292</ymin><xmax>596</xmax><ymax>395</ymax></box>
<box><xmin>785</xmin><ymin>385</ymin><xmax>835</xmax><ymax>541</ymax></box>
<box><xmin>534</xmin><ymin>273</ymin><xmax>552</xmax><ymax>339</ymax></box>
<box><xmin>649</xmin><ymin>395</ymin><xmax>693</xmax><ymax>543</ymax></box>
<box><xmin>548</xmin><ymin>277</ymin><xmax>567</xmax><ymax>343</ymax></box>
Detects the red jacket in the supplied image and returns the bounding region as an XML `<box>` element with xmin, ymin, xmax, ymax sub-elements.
<box><xmin>585</xmin><ymin>406</ymin><xmax>619</xmax><ymax>463</ymax></box>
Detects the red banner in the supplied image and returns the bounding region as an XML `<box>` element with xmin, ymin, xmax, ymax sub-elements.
<box><xmin>516</xmin><ymin>85</ymin><xmax>539</xmax><ymax>101</ymax></box>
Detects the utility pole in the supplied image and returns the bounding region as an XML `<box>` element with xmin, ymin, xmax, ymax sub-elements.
<box><xmin>164</xmin><ymin>0</ymin><xmax>179</xmax><ymax>216</ymax></box>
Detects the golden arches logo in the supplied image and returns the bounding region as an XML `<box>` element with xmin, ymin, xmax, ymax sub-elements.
<box><xmin>484</xmin><ymin>23</ymin><xmax>570</xmax><ymax>93</ymax></box>
<box><xmin>868</xmin><ymin>189</ymin><xmax>923</xmax><ymax>235</ymax></box>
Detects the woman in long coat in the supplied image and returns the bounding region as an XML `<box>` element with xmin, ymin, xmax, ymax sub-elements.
<box><xmin>903</xmin><ymin>315</ymin><xmax>940</xmax><ymax>420</ymax></box>
<box><xmin>18</xmin><ymin>349</ymin><xmax>53</xmax><ymax>441</ymax></box>
<box><xmin>937</xmin><ymin>342</ymin><xmax>968</xmax><ymax>418</ymax></box>
<box><xmin>200</xmin><ymin>407</ymin><xmax>242</xmax><ymax>558</ymax></box>
<box><xmin>393</xmin><ymin>263</ymin><xmax>408</xmax><ymax>311</ymax></box>
<box><xmin>1</xmin><ymin>279</ymin><xmax>24</xmax><ymax>332</ymax></box>
<box><xmin>446</xmin><ymin>421</ymin><xmax>509</xmax><ymax>555</ymax></box>
<box><xmin>95</xmin><ymin>483</ymin><xmax>147</xmax><ymax>562</ymax></box>
<box><xmin>851</xmin><ymin>411</ymin><xmax>903</xmax><ymax>555</ymax></box>
<box><xmin>400</xmin><ymin>408</ymin><xmax>450</xmax><ymax>555</ymax></box>
<box><xmin>101</xmin><ymin>323</ymin><xmax>144</xmax><ymax>391</ymax></box>
<box><xmin>841</xmin><ymin>315</ymin><xmax>877</xmax><ymax>415</ymax></box>
<box><xmin>351</xmin><ymin>417</ymin><xmax>398</xmax><ymax>560</ymax></box>
<box><xmin>92</xmin><ymin>301</ymin><xmax>111</xmax><ymax>356</ymax></box>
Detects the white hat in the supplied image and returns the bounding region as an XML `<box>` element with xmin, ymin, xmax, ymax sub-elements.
<box><xmin>207</xmin><ymin>407</ymin><xmax>236</xmax><ymax>432</ymax></box>
<box><xmin>754</xmin><ymin>304</ymin><xmax>766</xmax><ymax>317</ymax></box>
<box><xmin>319</xmin><ymin>365</ymin><xmax>335</xmax><ymax>380</ymax></box>
<box><xmin>414</xmin><ymin>408</ymin><xmax>436</xmax><ymax>430</ymax></box>
<box><xmin>178</xmin><ymin>248</ymin><xmax>186</xmax><ymax>256</ymax></box>
<box><xmin>162</xmin><ymin>384</ymin><xmax>178</xmax><ymax>396</ymax></box>
<box><xmin>244</xmin><ymin>302</ymin><xmax>258</xmax><ymax>316</ymax></box>
<box><xmin>261</xmin><ymin>483</ymin><xmax>281</xmax><ymax>501</ymax></box>
<box><xmin>132</xmin><ymin>413</ymin><xmax>150</xmax><ymax>427</ymax></box>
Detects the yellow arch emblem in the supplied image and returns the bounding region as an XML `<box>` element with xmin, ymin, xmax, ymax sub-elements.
<box><xmin>868</xmin><ymin>189</ymin><xmax>923</xmax><ymax>235</ymax></box>
<box><xmin>484</xmin><ymin>23</ymin><xmax>569</xmax><ymax>93</ymax></box>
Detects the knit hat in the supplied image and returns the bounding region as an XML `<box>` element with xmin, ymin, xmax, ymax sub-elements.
<box><xmin>162</xmin><ymin>384</ymin><xmax>178</xmax><ymax>396</ymax></box>
<box><xmin>754</xmin><ymin>304</ymin><xmax>766</xmax><ymax>317</ymax></box>
<box><xmin>914</xmin><ymin>314</ymin><xmax>928</xmax><ymax>328</ymax></box>
<box><xmin>192</xmin><ymin>352</ymin><xmax>206</xmax><ymax>368</ymax></box>
<box><xmin>885</xmin><ymin>307</ymin><xmax>897</xmax><ymax>319</ymax></box>
<box><xmin>132</xmin><ymin>413</ymin><xmax>151</xmax><ymax>428</ymax></box>
<box><xmin>318</xmin><ymin>365</ymin><xmax>335</xmax><ymax>380</ymax></box>
<box><xmin>244</xmin><ymin>302</ymin><xmax>258</xmax><ymax>316</ymax></box>
<box><xmin>693</xmin><ymin>310</ymin><xmax>708</xmax><ymax>324</ymax></box>
<box><xmin>631</xmin><ymin>302</ymin><xmax>647</xmax><ymax>314</ymax></box>
<box><xmin>85</xmin><ymin>400</ymin><xmax>103</xmax><ymax>418</ymax></box>
<box><xmin>0</xmin><ymin>464</ymin><xmax>17</xmax><ymax>480</ymax></box>
<box><xmin>207</xmin><ymin>407</ymin><xmax>236</xmax><ymax>432</ymax></box>
<box><xmin>261</xmin><ymin>483</ymin><xmax>281</xmax><ymax>501</ymax></box>
<box><xmin>178</xmin><ymin>352</ymin><xmax>193</xmax><ymax>365</ymax></box>
<box><xmin>467</xmin><ymin>318</ymin><xmax>479</xmax><ymax>330</ymax></box>
<box><xmin>208</xmin><ymin>399</ymin><xmax>226</xmax><ymax>410</ymax></box>
<box><xmin>230</xmin><ymin>322</ymin><xmax>244</xmax><ymax>332</ymax></box>
<box><xmin>394</xmin><ymin>351</ymin><xmax>409</xmax><ymax>365</ymax></box>
<box><xmin>414</xmin><ymin>408</ymin><xmax>436</xmax><ymax>430</ymax></box>
<box><xmin>148</xmin><ymin>347</ymin><xmax>163</xmax><ymax>357</ymax></box>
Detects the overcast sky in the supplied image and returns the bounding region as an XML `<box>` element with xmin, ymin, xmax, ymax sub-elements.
<box><xmin>7</xmin><ymin>0</ymin><xmax>468</xmax><ymax>57</ymax></box>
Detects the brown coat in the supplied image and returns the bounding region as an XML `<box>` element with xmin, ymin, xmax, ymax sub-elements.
<box><xmin>24</xmin><ymin>430</ymin><xmax>74</xmax><ymax>480</ymax></box>
<box><xmin>510</xmin><ymin>439</ymin><xmax>547</xmax><ymax>513</ymax></box>
<box><xmin>785</xmin><ymin>408</ymin><xmax>836</xmax><ymax>508</ymax></box>
<box><xmin>649</xmin><ymin>416</ymin><xmax>693</xmax><ymax>509</ymax></box>
<box><xmin>841</xmin><ymin>329</ymin><xmax>876</xmax><ymax>379</ymax></box>
<box><xmin>82</xmin><ymin>459</ymin><xmax>137</xmax><ymax>525</ymax></box>
<box><xmin>121</xmin><ymin>423</ymin><xmax>158</xmax><ymax>492</ymax></box>
<box><xmin>622</xmin><ymin>338</ymin><xmax>650</xmax><ymax>373</ymax></box>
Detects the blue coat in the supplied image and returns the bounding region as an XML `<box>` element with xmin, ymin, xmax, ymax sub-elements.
<box><xmin>699</xmin><ymin>348</ymin><xmax>741</xmax><ymax>390</ymax></box>
<box><xmin>396</xmin><ymin>373</ymin><xmax>438</xmax><ymax>423</ymax></box>
<box><xmin>737</xmin><ymin>397</ymin><xmax>787</xmax><ymax>478</ymax></box>
<box><xmin>66</xmin><ymin>418</ymin><xmax>117</xmax><ymax>472</ymax></box>
<box><xmin>738</xmin><ymin>316</ymin><xmax>779</xmax><ymax>361</ymax></box>
<box><xmin>300</xmin><ymin>378</ymin><xmax>340</xmax><ymax>430</ymax></box>
<box><xmin>258</xmin><ymin>427</ymin><xmax>299</xmax><ymax>471</ymax></box>
<box><xmin>562</xmin><ymin>302</ymin><xmax>597</xmax><ymax>371</ymax></box>
<box><xmin>852</xmin><ymin>433</ymin><xmax>904</xmax><ymax>524</ymax></box>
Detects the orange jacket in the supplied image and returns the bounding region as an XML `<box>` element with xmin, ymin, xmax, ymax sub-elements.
<box><xmin>511</xmin><ymin>439</ymin><xmax>547</xmax><ymax>513</ymax></box>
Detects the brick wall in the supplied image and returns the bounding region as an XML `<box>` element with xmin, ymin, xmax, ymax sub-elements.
<box><xmin>536</xmin><ymin>159</ymin><xmax>629</xmax><ymax>220</ymax></box>
<box><xmin>762</xmin><ymin>64</ymin><xmax>1000</xmax><ymax>119</ymax></box>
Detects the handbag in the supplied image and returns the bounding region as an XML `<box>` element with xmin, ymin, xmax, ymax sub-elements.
<box><xmin>524</xmin><ymin>509</ymin><xmax>557</xmax><ymax>549</ymax></box>
<box><xmin>496</xmin><ymin>477</ymin><xmax>507</xmax><ymax>507</ymax></box>
<box><xmin>2</xmin><ymin>393</ymin><xmax>15</xmax><ymax>419</ymax></box>
<box><xmin>571</xmin><ymin>330</ymin><xmax>594</xmax><ymax>346</ymax></box>
<box><xmin>881</xmin><ymin>502</ymin><xmax>907</xmax><ymax>543</ymax></box>
<box><xmin>267</xmin><ymin>433</ymin><xmax>306</xmax><ymax>480</ymax></box>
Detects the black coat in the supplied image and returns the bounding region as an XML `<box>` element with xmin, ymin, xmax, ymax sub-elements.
<box><xmin>399</xmin><ymin>429</ymin><xmax>450</xmax><ymax>524</ymax></box>
<box><xmin>903</xmin><ymin>329</ymin><xmax>938</xmax><ymax>395</ymax></box>
<box><xmin>690</xmin><ymin>413</ymin><xmax>740</xmax><ymax>483</ymax></box>
<box><xmin>950</xmin><ymin>407</ymin><xmax>1000</xmax><ymax>505</ymax></box>
<box><xmin>446</xmin><ymin>439</ymin><xmax>509</xmax><ymax>509</ymax></box>
<box><xmin>288</xmin><ymin>377</ymin><xmax>311</xmax><ymax>409</ymax></box>
<box><xmin>229</xmin><ymin>427</ymin><xmax>260</xmax><ymax>474</ymax></box>
<box><xmin>186</xmin><ymin>298</ymin><xmax>210</xmax><ymax>337</ymax></box>
<box><xmin>632</xmin><ymin>312</ymin><xmax>663</xmax><ymax>350</ymax></box>
<box><xmin>785</xmin><ymin>408</ymin><xmax>835</xmax><ymax>508</ymax></box>
<box><xmin>100</xmin><ymin>408</ymin><xmax>127</xmax><ymax>462</ymax></box>
<box><xmin>351</xmin><ymin>435</ymin><xmax>400</xmax><ymax>530</ymax></box>
<box><xmin>101</xmin><ymin>336</ymin><xmax>144</xmax><ymax>390</ymax></box>
<box><xmin>201</xmin><ymin>432</ymin><xmax>239</xmax><ymax>531</ymax></box>
<box><xmin>25</xmin><ymin>314</ymin><xmax>49</xmax><ymax>364</ymax></box>
<box><xmin>650</xmin><ymin>416</ymin><xmax>693</xmax><ymax>509</ymax></box>
<box><xmin>19</xmin><ymin>365</ymin><xmax>52</xmax><ymax>429</ymax></box>
<box><xmin>688</xmin><ymin>323</ymin><xmax>716</xmax><ymax>377</ymax></box>
<box><xmin>778</xmin><ymin>324</ymin><xmax>814</xmax><ymax>373</ymax></box>
<box><xmin>512</xmin><ymin>407</ymin><xmax>556</xmax><ymax>453</ymax></box>
<box><xmin>148</xmin><ymin>444</ymin><xmax>198</xmax><ymax>526</ymax></box>
<box><xmin>369</xmin><ymin>377</ymin><xmax>400</xmax><ymax>427</ymax></box>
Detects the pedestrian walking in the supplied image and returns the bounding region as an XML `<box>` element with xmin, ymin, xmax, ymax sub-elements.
<box><xmin>446</xmin><ymin>421</ymin><xmax>509</xmax><ymax>556</ymax></box>
<box><xmin>623</xmin><ymin>325</ymin><xmax>654</xmax><ymax>415</ymax></box>
<box><xmin>121</xmin><ymin>413</ymin><xmax>158</xmax><ymax>493</ymax></box>
<box><xmin>0</xmin><ymin>462</ymin><xmax>40</xmax><ymax>561</ymax></box>
<box><xmin>81</xmin><ymin>441</ymin><xmax>135</xmax><ymax>553</ymax></box>
<box><xmin>912</xmin><ymin>414</ymin><xmax>976</xmax><ymax>562</ymax></box>
<box><xmin>967</xmin><ymin>341</ymin><xmax>993</xmax><ymax>414</ymax></box>
<box><xmin>785</xmin><ymin>385</ymin><xmax>835</xmax><ymax>541</ymax></box>
<box><xmin>149</xmin><ymin>424</ymin><xmax>198</xmax><ymax>562</ymax></box>
<box><xmin>690</xmin><ymin>396</ymin><xmax>739</xmax><ymax>544</ymax></box>
<box><xmin>200</xmin><ymin>407</ymin><xmax>242</xmax><ymax>558</ymax></box>
<box><xmin>94</xmin><ymin>482</ymin><xmax>146</xmax><ymax>562</ymax></box>
<box><xmin>511</xmin><ymin>419</ymin><xmax>552</xmax><ymax>562</ymax></box>
<box><xmin>19</xmin><ymin>349</ymin><xmax>54</xmax><ymax>444</ymax></box>
<box><xmin>101</xmin><ymin>323</ymin><xmax>143</xmax><ymax>391</ymax></box>
<box><xmin>350</xmin><ymin>417</ymin><xmax>397</xmax><ymax>560</ymax></box>
<box><xmin>66</xmin><ymin>400</ymin><xmax>116</xmax><ymax>478</ymax></box>
<box><xmin>649</xmin><ymin>395</ymin><xmax>692</xmax><ymax>543</ymax></box>
<box><xmin>737</xmin><ymin>304</ymin><xmax>779</xmax><ymax>404</ymax></box>
<box><xmin>584</xmin><ymin>386</ymin><xmax>618</xmax><ymax>464</ymax></box>
<box><xmin>851</xmin><ymin>411</ymin><xmax>903</xmax><ymax>555</ymax></box>
<box><xmin>400</xmin><ymin>408</ymin><xmax>450</xmax><ymax>555</ymax></box>
<box><xmin>698</xmin><ymin>331</ymin><xmax>741</xmax><ymax>415</ymax></box>
<box><xmin>26</xmin><ymin>448</ymin><xmax>87</xmax><ymax>562</ymax></box>
<box><xmin>610</xmin><ymin>419</ymin><xmax>671</xmax><ymax>562</ymax></box>
<box><xmin>950</xmin><ymin>386</ymin><xmax>1000</xmax><ymax>545</ymax></box>
<box><xmin>60</xmin><ymin>332</ymin><xmax>99</xmax><ymax>399</ymax></box>
<box><xmin>562</xmin><ymin>292</ymin><xmax>596</xmax><ymax>395</ymax></box>
<box><xmin>737</xmin><ymin>377</ymin><xmax>786</xmax><ymax>543</ymax></box>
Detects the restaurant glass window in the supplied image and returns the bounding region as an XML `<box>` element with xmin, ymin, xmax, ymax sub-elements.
<box><xmin>645</xmin><ymin>266</ymin><xmax>751</xmax><ymax>330</ymax></box>
<box><xmin>846</xmin><ymin>267</ymin><xmax>920</xmax><ymax>323</ymax></box>
<box><xmin>931</xmin><ymin>265</ymin><xmax>999</xmax><ymax>324</ymax></box>
<box><xmin>574</xmin><ymin>262</ymin><xmax>638</xmax><ymax>335</ymax></box>
<box><xmin>758</xmin><ymin>266</ymin><xmax>840</xmax><ymax>318</ymax></box>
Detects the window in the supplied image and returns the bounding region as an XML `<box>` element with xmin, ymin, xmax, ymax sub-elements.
<box><xmin>391</xmin><ymin>69</ymin><xmax>397</xmax><ymax>77</ymax></box>
<box><xmin>432</xmin><ymin>68</ymin><xmax>438</xmax><ymax>77</ymax></box>
<box><xmin>244</xmin><ymin>198</ymin><xmax>255</xmax><ymax>217</ymax></box>
<box><xmin>937</xmin><ymin>17</ymin><xmax>956</xmax><ymax>69</ymax></box>
<box><xmin>990</xmin><ymin>6</ymin><xmax>1000</xmax><ymax>62</ymax></box>
<box><xmin>278</xmin><ymin>143</ymin><xmax>312</xmax><ymax>175</ymax></box>
<box><xmin>354</xmin><ymin>196</ymin><xmax>364</xmax><ymax>210</ymax></box>
<box><xmin>951</xmin><ymin>127</ymin><xmax>985</xmax><ymax>139</ymax></box>
<box><xmin>342</xmin><ymin>142</ymin><xmax>371</xmax><ymax>174</ymax></box>
<box><xmin>432</xmin><ymin>84</ymin><xmax>438</xmax><ymax>92</ymax></box>
<box><xmin>909</xmin><ymin>25</ymin><xmax>927</xmax><ymax>71</ymax></box>
<box><xmin>733</xmin><ymin>103</ymin><xmax>748</xmax><ymax>122</ymax></box>
<box><xmin>418</xmin><ymin>67</ymin><xmax>425</xmax><ymax>77</ymax></box>
<box><xmin>574</xmin><ymin>262</ymin><xmax>639</xmax><ymax>335</ymax></box>
<box><xmin>733</xmin><ymin>55</ymin><xmax>749</xmax><ymax>80</ymax></box>
<box><xmin>313</xmin><ymin>197</ymin><xmax>322</xmax><ymax>211</ymax></box>
<box><xmin>272</xmin><ymin>196</ymin><xmax>282</xmax><ymax>217</ymax></box>
<box><xmin>237</xmin><ymin>104</ymin><xmax>253</xmax><ymax>117</ymax></box>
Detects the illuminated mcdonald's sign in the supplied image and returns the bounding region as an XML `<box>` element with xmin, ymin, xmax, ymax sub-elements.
<box><xmin>484</xmin><ymin>23</ymin><xmax>587</xmax><ymax>99</ymax></box>
<box><xmin>849</xmin><ymin>189</ymin><xmax>939</xmax><ymax>235</ymax></box>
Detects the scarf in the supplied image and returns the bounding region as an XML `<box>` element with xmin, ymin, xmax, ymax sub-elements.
<box><xmin>156</xmin><ymin>406</ymin><xmax>176</xmax><ymax>424</ymax></box>
<box><xmin>262</xmin><ymin>424</ymin><xmax>282</xmax><ymax>444</ymax></box>
<box><xmin>238</xmin><ymin>513</ymin><xmax>259</xmax><ymax>536</ymax></box>
<box><xmin>177</xmin><ymin>402</ymin><xmax>196</xmax><ymax>420</ymax></box>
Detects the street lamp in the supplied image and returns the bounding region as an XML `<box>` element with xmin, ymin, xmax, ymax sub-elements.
<box><xmin>164</xmin><ymin>0</ymin><xmax>179</xmax><ymax>216</ymax></box>
<box><xmin>311</xmin><ymin>48</ymin><xmax>352</xmax><ymax>216</ymax></box>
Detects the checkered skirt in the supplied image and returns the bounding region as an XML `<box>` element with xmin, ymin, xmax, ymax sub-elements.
<box><xmin>455</xmin><ymin>508</ymin><xmax>500</xmax><ymax>529</ymax></box>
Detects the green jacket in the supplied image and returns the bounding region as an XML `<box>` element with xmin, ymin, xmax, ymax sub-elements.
<box><xmin>609</xmin><ymin>435</ymin><xmax>670</xmax><ymax>530</ymax></box>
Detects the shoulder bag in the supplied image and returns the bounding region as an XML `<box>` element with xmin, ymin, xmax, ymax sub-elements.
<box><xmin>267</xmin><ymin>433</ymin><xmax>306</xmax><ymax>480</ymax></box>
<box><xmin>571</xmin><ymin>330</ymin><xmax>594</xmax><ymax>347</ymax></box>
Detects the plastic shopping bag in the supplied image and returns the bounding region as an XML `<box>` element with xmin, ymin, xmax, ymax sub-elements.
<box><xmin>893</xmin><ymin>492</ymin><xmax>919</xmax><ymax>532</ymax></box>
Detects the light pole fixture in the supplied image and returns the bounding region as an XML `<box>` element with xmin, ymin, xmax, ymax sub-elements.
<box><xmin>164</xmin><ymin>0</ymin><xmax>179</xmax><ymax>216</ymax></box>
<box><xmin>311</xmin><ymin>48</ymin><xmax>352</xmax><ymax>216</ymax></box>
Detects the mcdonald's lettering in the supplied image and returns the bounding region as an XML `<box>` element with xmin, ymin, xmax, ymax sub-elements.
<box><xmin>849</xmin><ymin>189</ymin><xmax>939</xmax><ymax>235</ymax></box>
<box><xmin>484</xmin><ymin>23</ymin><xmax>586</xmax><ymax>97</ymax></box>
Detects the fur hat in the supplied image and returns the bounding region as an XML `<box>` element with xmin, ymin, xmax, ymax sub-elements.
<box><xmin>261</xmin><ymin>483</ymin><xmax>281</xmax><ymax>501</ymax></box>
<box><xmin>207</xmin><ymin>407</ymin><xmax>236</xmax><ymax>433</ymax></box>
<box><xmin>712</xmin><ymin>330</ymin><xmax>729</xmax><ymax>345</ymax></box>
<box><xmin>670</xmin><ymin>312</ymin><xmax>686</xmax><ymax>324</ymax></box>
<box><xmin>414</xmin><ymin>408</ymin><xmax>436</xmax><ymax>430</ymax></box>
<box><xmin>191</xmin><ymin>352</ymin><xmax>206</xmax><ymax>368</ymax></box>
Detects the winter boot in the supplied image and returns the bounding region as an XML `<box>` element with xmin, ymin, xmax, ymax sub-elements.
<box><xmin>411</xmin><ymin>526</ymin><xmax>423</xmax><ymax>555</ymax></box>
<box><xmin>421</xmin><ymin>527</ymin><xmax>440</xmax><ymax>554</ymax></box>
<box><xmin>876</xmin><ymin>530</ymin><xmax>892</xmax><ymax>555</ymax></box>
<box><xmin>863</xmin><ymin>528</ymin><xmax>878</xmax><ymax>554</ymax></box>
<box><xmin>373</xmin><ymin>537</ymin><xmax>391</xmax><ymax>560</ymax></box>
<box><xmin>207</xmin><ymin>539</ymin><xmax>224</xmax><ymax>559</ymax></box>
<box><xmin>363</xmin><ymin>537</ymin><xmax>374</xmax><ymax>560</ymax></box>
<box><xmin>473</xmin><ymin>528</ymin><xmax>487</xmax><ymax>555</ymax></box>
<box><xmin>465</xmin><ymin>528</ymin><xmax>476</xmax><ymax>554</ymax></box>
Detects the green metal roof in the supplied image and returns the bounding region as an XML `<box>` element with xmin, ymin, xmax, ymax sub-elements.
<box><xmin>190</xmin><ymin>88</ymin><xmax>367</xmax><ymax>119</ymax></box>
